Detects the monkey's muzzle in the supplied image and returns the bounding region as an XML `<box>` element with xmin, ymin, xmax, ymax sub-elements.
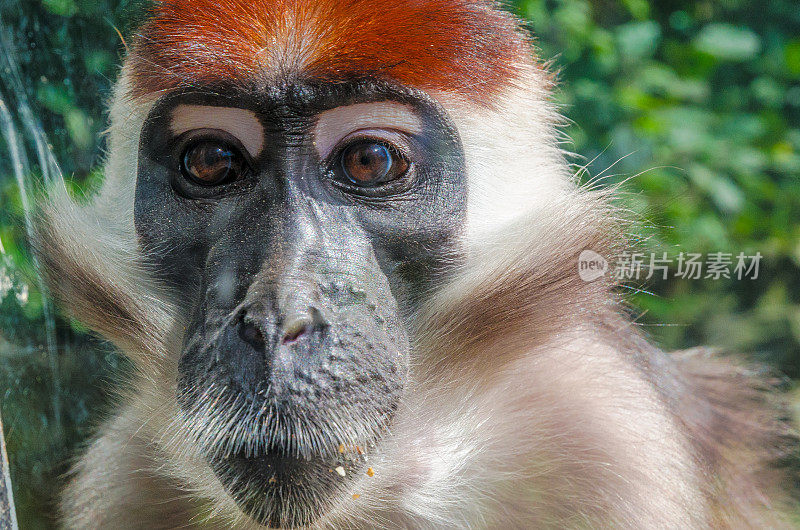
<box><xmin>175</xmin><ymin>267</ymin><xmax>409</xmax><ymax>527</ymax></box>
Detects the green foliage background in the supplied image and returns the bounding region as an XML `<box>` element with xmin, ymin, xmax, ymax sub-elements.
<box><xmin>0</xmin><ymin>0</ymin><xmax>798</xmax><ymax>527</ymax></box>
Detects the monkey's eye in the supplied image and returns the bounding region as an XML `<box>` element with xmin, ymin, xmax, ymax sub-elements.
<box><xmin>338</xmin><ymin>141</ymin><xmax>409</xmax><ymax>187</ymax></box>
<box><xmin>180</xmin><ymin>141</ymin><xmax>245</xmax><ymax>186</ymax></box>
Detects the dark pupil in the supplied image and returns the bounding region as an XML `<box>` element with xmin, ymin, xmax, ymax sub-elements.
<box><xmin>185</xmin><ymin>142</ymin><xmax>234</xmax><ymax>184</ymax></box>
<box><xmin>343</xmin><ymin>143</ymin><xmax>392</xmax><ymax>184</ymax></box>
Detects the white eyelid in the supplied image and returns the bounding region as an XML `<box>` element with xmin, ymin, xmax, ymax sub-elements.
<box><xmin>170</xmin><ymin>105</ymin><xmax>265</xmax><ymax>158</ymax></box>
<box><xmin>313</xmin><ymin>102</ymin><xmax>423</xmax><ymax>160</ymax></box>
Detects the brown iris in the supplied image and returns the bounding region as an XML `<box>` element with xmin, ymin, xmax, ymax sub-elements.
<box><xmin>340</xmin><ymin>141</ymin><xmax>409</xmax><ymax>187</ymax></box>
<box><xmin>181</xmin><ymin>141</ymin><xmax>244</xmax><ymax>186</ymax></box>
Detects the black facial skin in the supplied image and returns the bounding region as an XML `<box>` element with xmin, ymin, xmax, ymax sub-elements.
<box><xmin>134</xmin><ymin>79</ymin><xmax>467</xmax><ymax>528</ymax></box>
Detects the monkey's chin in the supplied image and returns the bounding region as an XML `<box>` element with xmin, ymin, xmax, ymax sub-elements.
<box><xmin>208</xmin><ymin>446</ymin><xmax>365</xmax><ymax>528</ymax></box>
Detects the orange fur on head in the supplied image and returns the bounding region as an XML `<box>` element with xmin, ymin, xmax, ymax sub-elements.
<box><xmin>130</xmin><ymin>0</ymin><xmax>531</xmax><ymax>103</ymax></box>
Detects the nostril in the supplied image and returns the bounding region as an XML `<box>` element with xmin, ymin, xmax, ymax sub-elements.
<box><xmin>281</xmin><ymin>312</ymin><xmax>313</xmax><ymax>344</ymax></box>
<box><xmin>239</xmin><ymin>321</ymin><xmax>266</xmax><ymax>350</ymax></box>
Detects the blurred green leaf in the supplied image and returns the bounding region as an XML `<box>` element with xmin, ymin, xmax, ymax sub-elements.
<box><xmin>64</xmin><ymin>109</ymin><xmax>92</xmax><ymax>150</ymax></box>
<box><xmin>785</xmin><ymin>40</ymin><xmax>800</xmax><ymax>76</ymax></box>
<box><xmin>36</xmin><ymin>83</ymin><xmax>74</xmax><ymax>115</ymax></box>
<box><xmin>41</xmin><ymin>0</ymin><xmax>77</xmax><ymax>17</ymax></box>
<box><xmin>694</xmin><ymin>23</ymin><xmax>761</xmax><ymax>61</ymax></box>
<box><xmin>617</xmin><ymin>21</ymin><xmax>661</xmax><ymax>60</ymax></box>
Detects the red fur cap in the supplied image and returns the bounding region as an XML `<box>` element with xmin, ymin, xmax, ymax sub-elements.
<box><xmin>130</xmin><ymin>0</ymin><xmax>531</xmax><ymax>103</ymax></box>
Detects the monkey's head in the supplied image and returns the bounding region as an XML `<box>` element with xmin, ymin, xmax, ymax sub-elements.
<box><xmin>38</xmin><ymin>0</ymin><xmax>572</xmax><ymax>527</ymax></box>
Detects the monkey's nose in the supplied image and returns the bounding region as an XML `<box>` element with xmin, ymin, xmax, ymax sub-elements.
<box><xmin>237</xmin><ymin>305</ymin><xmax>326</xmax><ymax>351</ymax></box>
<box><xmin>238</xmin><ymin>319</ymin><xmax>266</xmax><ymax>350</ymax></box>
<box><xmin>225</xmin><ymin>303</ymin><xmax>330</xmax><ymax>400</ymax></box>
<box><xmin>281</xmin><ymin>312</ymin><xmax>312</xmax><ymax>344</ymax></box>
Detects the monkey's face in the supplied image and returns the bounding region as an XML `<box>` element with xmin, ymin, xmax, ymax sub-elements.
<box><xmin>134</xmin><ymin>81</ymin><xmax>467</xmax><ymax>527</ymax></box>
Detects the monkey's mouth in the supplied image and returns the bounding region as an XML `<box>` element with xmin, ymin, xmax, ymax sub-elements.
<box><xmin>207</xmin><ymin>439</ymin><xmax>369</xmax><ymax>528</ymax></box>
<box><xmin>176</xmin><ymin>380</ymin><xmax>395</xmax><ymax>528</ymax></box>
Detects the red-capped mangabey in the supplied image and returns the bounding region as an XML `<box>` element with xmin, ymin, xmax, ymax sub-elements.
<box><xmin>34</xmin><ymin>0</ymin><xmax>794</xmax><ymax>528</ymax></box>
